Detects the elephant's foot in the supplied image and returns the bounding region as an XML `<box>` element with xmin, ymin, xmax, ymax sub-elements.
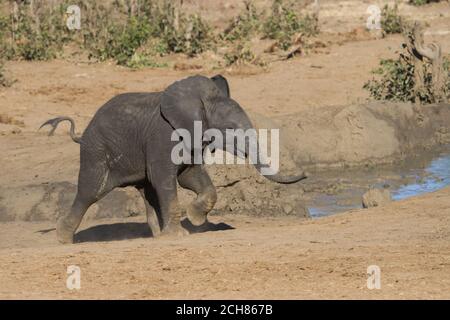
<box><xmin>56</xmin><ymin>219</ymin><xmax>75</xmax><ymax>244</ymax></box>
<box><xmin>186</xmin><ymin>190</ymin><xmax>216</xmax><ymax>226</ymax></box>
<box><xmin>186</xmin><ymin>205</ymin><xmax>208</xmax><ymax>226</ymax></box>
<box><xmin>162</xmin><ymin>222</ymin><xmax>189</xmax><ymax>237</ymax></box>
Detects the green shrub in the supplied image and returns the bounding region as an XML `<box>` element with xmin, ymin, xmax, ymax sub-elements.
<box><xmin>224</xmin><ymin>42</ymin><xmax>256</xmax><ymax>66</ymax></box>
<box><xmin>125</xmin><ymin>1</ymin><xmax>213</xmax><ymax>57</ymax></box>
<box><xmin>381</xmin><ymin>4</ymin><xmax>403</xmax><ymax>35</ymax></box>
<box><xmin>1</xmin><ymin>2</ymin><xmax>71</xmax><ymax>61</ymax></box>
<box><xmin>163</xmin><ymin>13</ymin><xmax>213</xmax><ymax>57</ymax></box>
<box><xmin>94</xmin><ymin>16</ymin><xmax>151</xmax><ymax>65</ymax></box>
<box><xmin>262</xmin><ymin>0</ymin><xmax>318</xmax><ymax>50</ymax></box>
<box><xmin>0</xmin><ymin>0</ymin><xmax>319</xmax><ymax>67</ymax></box>
<box><xmin>409</xmin><ymin>0</ymin><xmax>441</xmax><ymax>5</ymax></box>
<box><xmin>83</xmin><ymin>1</ymin><xmax>214</xmax><ymax>65</ymax></box>
<box><xmin>222</xmin><ymin>1</ymin><xmax>261</xmax><ymax>42</ymax></box>
<box><xmin>364</xmin><ymin>48</ymin><xmax>450</xmax><ymax>104</ymax></box>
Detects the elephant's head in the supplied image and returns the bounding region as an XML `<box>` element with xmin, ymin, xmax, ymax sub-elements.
<box><xmin>160</xmin><ymin>75</ymin><xmax>307</xmax><ymax>184</ymax></box>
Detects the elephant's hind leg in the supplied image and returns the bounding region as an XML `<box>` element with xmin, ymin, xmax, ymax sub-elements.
<box><xmin>136</xmin><ymin>185</ymin><xmax>161</xmax><ymax>237</ymax></box>
<box><xmin>57</xmin><ymin>160</ymin><xmax>115</xmax><ymax>244</ymax></box>
<box><xmin>178</xmin><ymin>165</ymin><xmax>217</xmax><ymax>226</ymax></box>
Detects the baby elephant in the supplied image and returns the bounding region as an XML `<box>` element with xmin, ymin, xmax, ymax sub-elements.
<box><xmin>41</xmin><ymin>75</ymin><xmax>306</xmax><ymax>244</ymax></box>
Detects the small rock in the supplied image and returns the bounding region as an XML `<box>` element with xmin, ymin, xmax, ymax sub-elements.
<box><xmin>282</xmin><ymin>204</ymin><xmax>293</xmax><ymax>214</ymax></box>
<box><xmin>362</xmin><ymin>188</ymin><xmax>392</xmax><ymax>208</ymax></box>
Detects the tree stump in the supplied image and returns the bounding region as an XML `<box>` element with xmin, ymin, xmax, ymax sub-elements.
<box><xmin>404</xmin><ymin>22</ymin><xmax>445</xmax><ymax>102</ymax></box>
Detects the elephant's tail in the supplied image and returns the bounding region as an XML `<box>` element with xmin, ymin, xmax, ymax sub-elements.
<box><xmin>39</xmin><ymin>117</ymin><xmax>81</xmax><ymax>144</ymax></box>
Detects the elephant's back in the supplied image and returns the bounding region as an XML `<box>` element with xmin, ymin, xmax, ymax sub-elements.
<box><xmin>81</xmin><ymin>92</ymin><xmax>161</xmax><ymax>154</ymax></box>
<box><xmin>94</xmin><ymin>92</ymin><xmax>161</xmax><ymax>121</ymax></box>
<box><xmin>83</xmin><ymin>92</ymin><xmax>161</xmax><ymax>136</ymax></box>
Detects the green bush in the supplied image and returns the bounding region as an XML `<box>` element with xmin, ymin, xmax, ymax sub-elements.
<box><xmin>224</xmin><ymin>42</ymin><xmax>255</xmax><ymax>66</ymax></box>
<box><xmin>162</xmin><ymin>13</ymin><xmax>213</xmax><ymax>57</ymax></box>
<box><xmin>222</xmin><ymin>1</ymin><xmax>261</xmax><ymax>42</ymax></box>
<box><xmin>381</xmin><ymin>4</ymin><xmax>403</xmax><ymax>35</ymax></box>
<box><xmin>126</xmin><ymin>1</ymin><xmax>213</xmax><ymax>57</ymax></box>
<box><xmin>92</xmin><ymin>16</ymin><xmax>151</xmax><ymax>65</ymax></box>
<box><xmin>0</xmin><ymin>2</ymin><xmax>71</xmax><ymax>61</ymax></box>
<box><xmin>409</xmin><ymin>0</ymin><xmax>442</xmax><ymax>5</ymax></box>
<box><xmin>0</xmin><ymin>0</ymin><xmax>320</xmax><ymax>67</ymax></box>
<box><xmin>364</xmin><ymin>49</ymin><xmax>450</xmax><ymax>104</ymax></box>
<box><xmin>83</xmin><ymin>1</ymin><xmax>213</xmax><ymax>65</ymax></box>
<box><xmin>263</xmin><ymin>0</ymin><xmax>318</xmax><ymax>50</ymax></box>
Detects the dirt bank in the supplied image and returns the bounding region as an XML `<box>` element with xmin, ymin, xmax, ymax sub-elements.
<box><xmin>277</xmin><ymin>102</ymin><xmax>450</xmax><ymax>170</ymax></box>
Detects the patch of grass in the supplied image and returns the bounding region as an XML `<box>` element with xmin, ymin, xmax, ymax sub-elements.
<box><xmin>381</xmin><ymin>4</ymin><xmax>403</xmax><ymax>35</ymax></box>
<box><xmin>125</xmin><ymin>52</ymin><xmax>168</xmax><ymax>69</ymax></box>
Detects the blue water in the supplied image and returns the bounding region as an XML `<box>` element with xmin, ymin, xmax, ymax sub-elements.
<box><xmin>392</xmin><ymin>155</ymin><xmax>450</xmax><ymax>201</ymax></box>
<box><xmin>308</xmin><ymin>150</ymin><xmax>450</xmax><ymax>218</ymax></box>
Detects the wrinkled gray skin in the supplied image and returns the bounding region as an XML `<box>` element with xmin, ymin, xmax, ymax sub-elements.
<box><xmin>41</xmin><ymin>75</ymin><xmax>307</xmax><ymax>244</ymax></box>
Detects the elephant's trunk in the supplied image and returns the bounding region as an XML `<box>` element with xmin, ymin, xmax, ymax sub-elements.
<box><xmin>237</xmin><ymin>118</ymin><xmax>307</xmax><ymax>184</ymax></box>
<box><xmin>250</xmin><ymin>150</ymin><xmax>307</xmax><ymax>184</ymax></box>
<box><xmin>253</xmin><ymin>162</ymin><xmax>307</xmax><ymax>184</ymax></box>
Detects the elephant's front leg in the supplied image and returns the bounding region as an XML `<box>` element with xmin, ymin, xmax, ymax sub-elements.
<box><xmin>178</xmin><ymin>165</ymin><xmax>217</xmax><ymax>226</ymax></box>
<box><xmin>149</xmin><ymin>164</ymin><xmax>187</xmax><ymax>235</ymax></box>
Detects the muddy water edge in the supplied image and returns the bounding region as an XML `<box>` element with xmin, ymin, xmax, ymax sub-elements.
<box><xmin>304</xmin><ymin>144</ymin><xmax>450</xmax><ymax>217</ymax></box>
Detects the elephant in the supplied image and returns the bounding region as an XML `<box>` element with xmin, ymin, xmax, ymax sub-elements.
<box><xmin>41</xmin><ymin>75</ymin><xmax>307</xmax><ymax>244</ymax></box>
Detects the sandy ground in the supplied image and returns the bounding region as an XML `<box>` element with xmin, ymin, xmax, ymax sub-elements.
<box><xmin>1</xmin><ymin>0</ymin><xmax>450</xmax><ymax>299</ymax></box>
<box><xmin>0</xmin><ymin>187</ymin><xmax>449</xmax><ymax>299</ymax></box>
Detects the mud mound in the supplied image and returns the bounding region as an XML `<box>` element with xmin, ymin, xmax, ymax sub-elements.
<box><xmin>0</xmin><ymin>182</ymin><xmax>144</xmax><ymax>222</ymax></box>
<box><xmin>205</xmin><ymin>162</ymin><xmax>308</xmax><ymax>217</ymax></box>
<box><xmin>278</xmin><ymin>102</ymin><xmax>450</xmax><ymax>170</ymax></box>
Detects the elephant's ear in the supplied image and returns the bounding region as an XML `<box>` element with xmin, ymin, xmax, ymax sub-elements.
<box><xmin>211</xmin><ymin>74</ymin><xmax>230</xmax><ymax>98</ymax></box>
<box><xmin>161</xmin><ymin>76</ymin><xmax>216</xmax><ymax>152</ymax></box>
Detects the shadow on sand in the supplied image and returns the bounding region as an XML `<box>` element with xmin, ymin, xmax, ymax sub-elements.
<box><xmin>73</xmin><ymin>219</ymin><xmax>234</xmax><ymax>243</ymax></box>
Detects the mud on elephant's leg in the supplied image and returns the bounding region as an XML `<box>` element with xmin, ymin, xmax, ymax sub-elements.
<box><xmin>136</xmin><ymin>185</ymin><xmax>161</xmax><ymax>237</ymax></box>
<box><xmin>178</xmin><ymin>165</ymin><xmax>217</xmax><ymax>226</ymax></box>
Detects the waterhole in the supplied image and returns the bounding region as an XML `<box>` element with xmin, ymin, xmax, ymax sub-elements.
<box><xmin>306</xmin><ymin>146</ymin><xmax>450</xmax><ymax>218</ymax></box>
